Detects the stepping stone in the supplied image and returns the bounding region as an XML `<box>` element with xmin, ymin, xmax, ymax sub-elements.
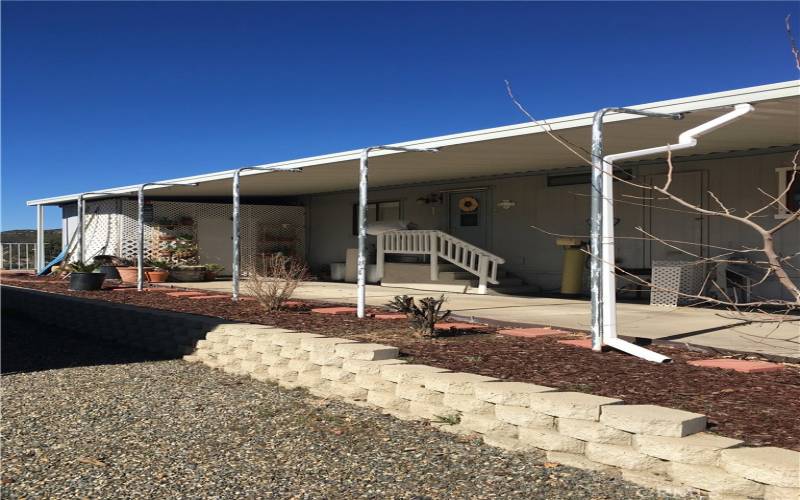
<box><xmin>558</xmin><ymin>339</ymin><xmax>593</xmax><ymax>349</ymax></box>
<box><xmin>687</xmin><ymin>358</ymin><xmax>784</xmax><ymax>373</ymax></box>
<box><xmin>311</xmin><ymin>306</ymin><xmax>357</xmax><ymax>315</ymax></box>
<box><xmin>187</xmin><ymin>295</ymin><xmax>229</xmax><ymax>300</ymax></box>
<box><xmin>166</xmin><ymin>291</ymin><xmax>208</xmax><ymax>297</ymax></box>
<box><xmin>436</xmin><ymin>322</ymin><xmax>485</xmax><ymax>331</ymax></box>
<box><xmin>372</xmin><ymin>313</ymin><xmax>406</xmax><ymax>320</ymax></box>
<box><xmin>499</xmin><ymin>327</ymin><xmax>566</xmax><ymax>338</ymax></box>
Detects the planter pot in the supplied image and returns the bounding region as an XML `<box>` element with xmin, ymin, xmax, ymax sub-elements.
<box><xmin>117</xmin><ymin>266</ymin><xmax>153</xmax><ymax>283</ymax></box>
<box><xmin>69</xmin><ymin>272</ymin><xmax>105</xmax><ymax>291</ymax></box>
<box><xmin>145</xmin><ymin>269</ymin><xmax>169</xmax><ymax>283</ymax></box>
<box><xmin>99</xmin><ymin>264</ymin><xmax>121</xmax><ymax>280</ymax></box>
<box><xmin>204</xmin><ymin>271</ymin><xmax>219</xmax><ymax>281</ymax></box>
<box><xmin>169</xmin><ymin>268</ymin><xmax>206</xmax><ymax>282</ymax></box>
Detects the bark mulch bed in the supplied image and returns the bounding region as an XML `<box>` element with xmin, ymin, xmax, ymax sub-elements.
<box><xmin>4</xmin><ymin>276</ymin><xmax>800</xmax><ymax>451</ymax></box>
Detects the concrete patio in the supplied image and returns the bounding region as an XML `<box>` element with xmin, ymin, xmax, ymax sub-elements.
<box><xmin>159</xmin><ymin>280</ymin><xmax>800</xmax><ymax>361</ymax></box>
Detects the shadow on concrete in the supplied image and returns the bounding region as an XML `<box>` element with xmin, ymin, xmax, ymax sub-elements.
<box><xmin>1</xmin><ymin>310</ymin><xmax>177</xmax><ymax>375</ymax></box>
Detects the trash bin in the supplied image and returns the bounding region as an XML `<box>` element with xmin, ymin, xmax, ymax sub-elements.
<box><xmin>556</xmin><ymin>238</ymin><xmax>587</xmax><ymax>295</ymax></box>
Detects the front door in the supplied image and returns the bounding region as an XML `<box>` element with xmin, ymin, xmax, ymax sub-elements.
<box><xmin>645</xmin><ymin>171</ymin><xmax>706</xmax><ymax>262</ymax></box>
<box><xmin>449</xmin><ymin>191</ymin><xmax>488</xmax><ymax>248</ymax></box>
<box><xmin>198</xmin><ymin>217</ymin><xmax>233</xmax><ymax>272</ymax></box>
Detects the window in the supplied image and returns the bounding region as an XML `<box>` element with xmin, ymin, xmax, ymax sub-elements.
<box><xmin>776</xmin><ymin>168</ymin><xmax>800</xmax><ymax>218</ymax></box>
<box><xmin>352</xmin><ymin>200</ymin><xmax>401</xmax><ymax>235</ymax></box>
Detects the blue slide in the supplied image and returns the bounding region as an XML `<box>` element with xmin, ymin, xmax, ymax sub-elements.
<box><xmin>37</xmin><ymin>246</ymin><xmax>68</xmax><ymax>276</ymax></box>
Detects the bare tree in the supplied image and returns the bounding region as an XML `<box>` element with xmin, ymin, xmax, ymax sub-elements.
<box><xmin>503</xmin><ymin>17</ymin><xmax>800</xmax><ymax>314</ymax></box>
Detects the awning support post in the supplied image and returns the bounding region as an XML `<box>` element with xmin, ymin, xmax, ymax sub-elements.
<box><xmin>137</xmin><ymin>182</ymin><xmax>198</xmax><ymax>291</ymax></box>
<box><xmin>231</xmin><ymin>167</ymin><xmax>302</xmax><ymax>302</ymax></box>
<box><xmin>591</xmin><ymin>104</ymin><xmax>753</xmax><ymax>362</ymax></box>
<box><xmin>78</xmin><ymin>194</ymin><xmax>85</xmax><ymax>263</ymax></box>
<box><xmin>356</xmin><ymin>146</ymin><xmax>439</xmax><ymax>318</ymax></box>
<box><xmin>35</xmin><ymin>204</ymin><xmax>45</xmax><ymax>272</ymax></box>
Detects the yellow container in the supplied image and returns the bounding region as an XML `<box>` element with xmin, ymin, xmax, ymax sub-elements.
<box><xmin>561</xmin><ymin>247</ymin><xmax>587</xmax><ymax>295</ymax></box>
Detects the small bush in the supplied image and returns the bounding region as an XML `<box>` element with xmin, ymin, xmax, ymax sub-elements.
<box><xmin>246</xmin><ymin>254</ymin><xmax>308</xmax><ymax>312</ymax></box>
<box><xmin>387</xmin><ymin>294</ymin><xmax>451</xmax><ymax>338</ymax></box>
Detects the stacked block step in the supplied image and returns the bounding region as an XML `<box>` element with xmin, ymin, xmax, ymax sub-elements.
<box><xmin>4</xmin><ymin>286</ymin><xmax>798</xmax><ymax>500</ymax></box>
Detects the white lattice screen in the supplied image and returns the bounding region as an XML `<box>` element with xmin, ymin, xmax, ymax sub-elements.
<box><xmin>650</xmin><ymin>260</ymin><xmax>706</xmax><ymax>307</ymax></box>
<box><xmin>81</xmin><ymin>199</ymin><xmax>305</xmax><ymax>271</ymax></box>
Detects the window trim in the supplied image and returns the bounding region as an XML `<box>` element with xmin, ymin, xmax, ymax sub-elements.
<box><xmin>351</xmin><ymin>200</ymin><xmax>403</xmax><ymax>235</ymax></box>
<box><xmin>775</xmin><ymin>167</ymin><xmax>800</xmax><ymax>219</ymax></box>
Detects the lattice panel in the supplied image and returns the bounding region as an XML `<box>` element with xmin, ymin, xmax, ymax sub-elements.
<box><xmin>117</xmin><ymin>200</ymin><xmax>305</xmax><ymax>271</ymax></box>
<box><xmin>79</xmin><ymin>199</ymin><xmax>122</xmax><ymax>261</ymax></box>
<box><xmin>650</xmin><ymin>260</ymin><xmax>706</xmax><ymax>307</ymax></box>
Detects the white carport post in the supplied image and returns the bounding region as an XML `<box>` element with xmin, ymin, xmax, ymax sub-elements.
<box><xmin>594</xmin><ymin>103</ymin><xmax>753</xmax><ymax>363</ymax></box>
<box><xmin>137</xmin><ymin>182</ymin><xmax>198</xmax><ymax>292</ymax></box>
<box><xmin>231</xmin><ymin>166</ymin><xmax>302</xmax><ymax>302</ymax></box>
<box><xmin>356</xmin><ymin>146</ymin><xmax>438</xmax><ymax>318</ymax></box>
<box><xmin>35</xmin><ymin>204</ymin><xmax>45</xmax><ymax>272</ymax></box>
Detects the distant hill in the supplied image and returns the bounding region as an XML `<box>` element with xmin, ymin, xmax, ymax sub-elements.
<box><xmin>2</xmin><ymin>229</ymin><xmax>62</xmax><ymax>245</ymax></box>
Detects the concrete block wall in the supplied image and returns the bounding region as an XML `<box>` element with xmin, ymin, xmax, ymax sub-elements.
<box><xmin>4</xmin><ymin>286</ymin><xmax>798</xmax><ymax>499</ymax></box>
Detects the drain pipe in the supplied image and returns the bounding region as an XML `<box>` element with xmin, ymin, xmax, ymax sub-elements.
<box><xmin>356</xmin><ymin>146</ymin><xmax>439</xmax><ymax>318</ymax></box>
<box><xmin>137</xmin><ymin>182</ymin><xmax>198</xmax><ymax>292</ymax></box>
<box><xmin>231</xmin><ymin>166</ymin><xmax>302</xmax><ymax>302</ymax></box>
<box><xmin>600</xmin><ymin>103</ymin><xmax>754</xmax><ymax>363</ymax></box>
<box><xmin>590</xmin><ymin>108</ymin><xmax>684</xmax><ymax>352</ymax></box>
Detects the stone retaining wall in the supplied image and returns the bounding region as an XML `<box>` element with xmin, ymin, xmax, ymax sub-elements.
<box><xmin>4</xmin><ymin>286</ymin><xmax>798</xmax><ymax>499</ymax></box>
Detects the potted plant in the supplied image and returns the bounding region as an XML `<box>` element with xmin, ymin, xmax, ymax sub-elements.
<box><xmin>116</xmin><ymin>258</ymin><xmax>152</xmax><ymax>283</ymax></box>
<box><xmin>178</xmin><ymin>216</ymin><xmax>194</xmax><ymax>226</ymax></box>
<box><xmin>169</xmin><ymin>264</ymin><xmax>207</xmax><ymax>282</ymax></box>
<box><xmin>68</xmin><ymin>261</ymin><xmax>106</xmax><ymax>291</ymax></box>
<box><xmin>145</xmin><ymin>260</ymin><xmax>170</xmax><ymax>282</ymax></box>
<box><xmin>204</xmin><ymin>264</ymin><xmax>224</xmax><ymax>281</ymax></box>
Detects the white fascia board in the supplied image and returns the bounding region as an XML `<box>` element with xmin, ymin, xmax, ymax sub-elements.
<box><xmin>27</xmin><ymin>79</ymin><xmax>800</xmax><ymax>207</ymax></box>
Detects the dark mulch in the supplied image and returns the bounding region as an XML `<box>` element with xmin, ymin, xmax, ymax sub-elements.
<box><xmin>4</xmin><ymin>276</ymin><xmax>800</xmax><ymax>451</ymax></box>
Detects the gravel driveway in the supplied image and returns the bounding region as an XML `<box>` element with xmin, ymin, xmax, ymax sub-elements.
<box><xmin>1</xmin><ymin>312</ymin><xmax>677</xmax><ymax>499</ymax></box>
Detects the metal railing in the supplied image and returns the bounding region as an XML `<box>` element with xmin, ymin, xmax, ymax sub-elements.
<box><xmin>376</xmin><ymin>229</ymin><xmax>505</xmax><ymax>294</ymax></box>
<box><xmin>1</xmin><ymin>243</ymin><xmax>36</xmax><ymax>270</ymax></box>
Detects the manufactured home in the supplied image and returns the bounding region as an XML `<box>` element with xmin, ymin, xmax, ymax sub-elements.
<box><xmin>27</xmin><ymin>81</ymin><xmax>800</xmax><ymax>303</ymax></box>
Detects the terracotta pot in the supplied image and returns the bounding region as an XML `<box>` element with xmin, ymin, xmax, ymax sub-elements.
<box><xmin>204</xmin><ymin>271</ymin><xmax>218</xmax><ymax>281</ymax></box>
<box><xmin>117</xmin><ymin>266</ymin><xmax>153</xmax><ymax>283</ymax></box>
<box><xmin>145</xmin><ymin>269</ymin><xmax>169</xmax><ymax>283</ymax></box>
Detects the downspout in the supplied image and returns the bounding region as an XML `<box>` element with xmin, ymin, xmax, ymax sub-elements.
<box><xmin>137</xmin><ymin>182</ymin><xmax>198</xmax><ymax>292</ymax></box>
<box><xmin>600</xmin><ymin>103</ymin><xmax>754</xmax><ymax>363</ymax></box>
<box><xmin>356</xmin><ymin>146</ymin><xmax>438</xmax><ymax>318</ymax></box>
<box><xmin>231</xmin><ymin>167</ymin><xmax>301</xmax><ymax>302</ymax></box>
<box><xmin>590</xmin><ymin>108</ymin><xmax>684</xmax><ymax>352</ymax></box>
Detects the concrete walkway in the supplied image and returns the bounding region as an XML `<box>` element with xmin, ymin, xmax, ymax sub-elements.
<box><xmin>164</xmin><ymin>280</ymin><xmax>800</xmax><ymax>361</ymax></box>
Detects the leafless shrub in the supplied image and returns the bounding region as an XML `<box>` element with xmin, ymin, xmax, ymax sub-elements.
<box><xmin>387</xmin><ymin>294</ymin><xmax>451</xmax><ymax>337</ymax></box>
<box><xmin>245</xmin><ymin>254</ymin><xmax>308</xmax><ymax>312</ymax></box>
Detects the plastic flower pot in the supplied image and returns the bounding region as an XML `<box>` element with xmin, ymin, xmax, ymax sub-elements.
<box><xmin>145</xmin><ymin>269</ymin><xmax>169</xmax><ymax>283</ymax></box>
<box><xmin>99</xmin><ymin>264</ymin><xmax>121</xmax><ymax>280</ymax></box>
<box><xmin>69</xmin><ymin>272</ymin><xmax>106</xmax><ymax>291</ymax></box>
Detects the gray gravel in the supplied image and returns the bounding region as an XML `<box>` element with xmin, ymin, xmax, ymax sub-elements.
<box><xmin>2</xmin><ymin>312</ymin><xmax>678</xmax><ymax>499</ymax></box>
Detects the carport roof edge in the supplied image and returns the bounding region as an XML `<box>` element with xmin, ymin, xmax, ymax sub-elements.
<box><xmin>26</xmin><ymin>79</ymin><xmax>800</xmax><ymax>206</ymax></box>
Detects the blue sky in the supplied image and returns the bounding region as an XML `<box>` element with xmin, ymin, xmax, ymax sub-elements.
<box><xmin>2</xmin><ymin>1</ymin><xmax>798</xmax><ymax>230</ymax></box>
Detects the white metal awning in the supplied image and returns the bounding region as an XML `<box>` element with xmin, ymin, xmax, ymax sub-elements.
<box><xmin>27</xmin><ymin>80</ymin><xmax>800</xmax><ymax>206</ymax></box>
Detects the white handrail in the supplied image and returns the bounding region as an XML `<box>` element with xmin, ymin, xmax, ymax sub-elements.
<box><xmin>377</xmin><ymin>230</ymin><xmax>505</xmax><ymax>294</ymax></box>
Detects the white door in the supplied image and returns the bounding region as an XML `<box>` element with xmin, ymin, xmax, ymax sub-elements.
<box><xmin>198</xmin><ymin>217</ymin><xmax>232</xmax><ymax>273</ymax></box>
<box><xmin>645</xmin><ymin>171</ymin><xmax>706</xmax><ymax>263</ymax></box>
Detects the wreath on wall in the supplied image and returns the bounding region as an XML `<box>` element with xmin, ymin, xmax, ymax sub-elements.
<box><xmin>458</xmin><ymin>196</ymin><xmax>479</xmax><ymax>212</ymax></box>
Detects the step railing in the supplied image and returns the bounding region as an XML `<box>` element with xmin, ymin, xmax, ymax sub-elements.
<box><xmin>376</xmin><ymin>230</ymin><xmax>505</xmax><ymax>294</ymax></box>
